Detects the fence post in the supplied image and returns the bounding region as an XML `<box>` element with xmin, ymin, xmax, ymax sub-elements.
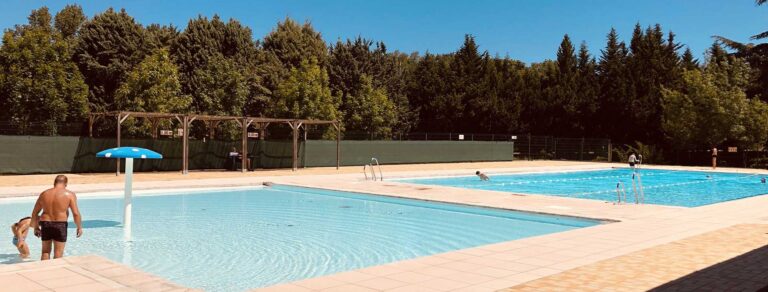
<box><xmin>553</xmin><ymin>138</ymin><xmax>557</xmax><ymax>160</ymax></box>
<box><xmin>527</xmin><ymin>134</ymin><xmax>532</xmax><ymax>161</ymax></box>
<box><xmin>608</xmin><ymin>142</ymin><xmax>613</xmax><ymax>162</ymax></box>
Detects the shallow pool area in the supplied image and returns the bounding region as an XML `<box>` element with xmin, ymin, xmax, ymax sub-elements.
<box><xmin>0</xmin><ymin>185</ymin><xmax>599</xmax><ymax>291</ymax></box>
<box><xmin>401</xmin><ymin>168</ymin><xmax>768</xmax><ymax>207</ymax></box>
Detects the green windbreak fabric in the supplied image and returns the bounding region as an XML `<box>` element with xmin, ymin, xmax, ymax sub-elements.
<box><xmin>0</xmin><ymin>136</ymin><xmax>513</xmax><ymax>174</ymax></box>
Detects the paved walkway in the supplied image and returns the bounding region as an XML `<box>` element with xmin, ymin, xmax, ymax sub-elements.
<box><xmin>0</xmin><ymin>255</ymin><xmax>193</xmax><ymax>291</ymax></box>
<box><xmin>2</xmin><ymin>161</ymin><xmax>768</xmax><ymax>291</ymax></box>
<box><xmin>502</xmin><ymin>224</ymin><xmax>768</xmax><ymax>292</ymax></box>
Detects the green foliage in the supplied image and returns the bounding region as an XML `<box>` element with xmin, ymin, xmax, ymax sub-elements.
<box><xmin>74</xmin><ymin>8</ymin><xmax>152</xmax><ymax>111</ymax></box>
<box><xmin>171</xmin><ymin>15</ymin><xmax>261</xmax><ymax>117</ymax></box>
<box><xmin>54</xmin><ymin>4</ymin><xmax>85</xmax><ymax>38</ymax></box>
<box><xmin>613</xmin><ymin>141</ymin><xmax>663</xmax><ymax>163</ymax></box>
<box><xmin>188</xmin><ymin>55</ymin><xmax>249</xmax><ymax>116</ymax></box>
<box><xmin>0</xmin><ymin>7</ymin><xmax>88</xmax><ymax>135</ymax></box>
<box><xmin>661</xmin><ymin>48</ymin><xmax>768</xmax><ymax>150</ymax></box>
<box><xmin>262</xmin><ymin>17</ymin><xmax>327</xmax><ymax>69</ymax></box>
<box><xmin>272</xmin><ymin>58</ymin><xmax>341</xmax><ymax>128</ymax></box>
<box><xmin>3</xmin><ymin>6</ymin><xmax>768</xmax><ymax>156</ymax></box>
<box><xmin>115</xmin><ymin>49</ymin><xmax>190</xmax><ymax>113</ymax></box>
<box><xmin>343</xmin><ymin>75</ymin><xmax>396</xmax><ymax>137</ymax></box>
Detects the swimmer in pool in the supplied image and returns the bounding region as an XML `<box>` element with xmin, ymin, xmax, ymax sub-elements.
<box><xmin>10</xmin><ymin>217</ymin><xmax>31</xmax><ymax>259</ymax></box>
<box><xmin>476</xmin><ymin>171</ymin><xmax>490</xmax><ymax>181</ymax></box>
<box><xmin>762</xmin><ymin>177</ymin><xmax>766</xmax><ymax>184</ymax></box>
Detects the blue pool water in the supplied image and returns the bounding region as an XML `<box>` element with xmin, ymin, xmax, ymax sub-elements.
<box><xmin>402</xmin><ymin>168</ymin><xmax>768</xmax><ymax>207</ymax></box>
<box><xmin>0</xmin><ymin>185</ymin><xmax>598</xmax><ymax>291</ymax></box>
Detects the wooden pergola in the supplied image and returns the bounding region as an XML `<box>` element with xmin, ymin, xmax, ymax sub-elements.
<box><xmin>89</xmin><ymin>111</ymin><xmax>340</xmax><ymax>175</ymax></box>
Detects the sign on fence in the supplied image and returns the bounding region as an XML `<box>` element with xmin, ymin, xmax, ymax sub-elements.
<box><xmin>248</xmin><ymin>132</ymin><xmax>259</xmax><ymax>138</ymax></box>
<box><xmin>160</xmin><ymin>130</ymin><xmax>173</xmax><ymax>136</ymax></box>
<box><xmin>728</xmin><ymin>147</ymin><xmax>737</xmax><ymax>153</ymax></box>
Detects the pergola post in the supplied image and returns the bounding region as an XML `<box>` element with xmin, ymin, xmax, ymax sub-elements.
<box><xmin>289</xmin><ymin>121</ymin><xmax>302</xmax><ymax>171</ymax></box>
<box><xmin>182</xmin><ymin>116</ymin><xmax>189</xmax><ymax>174</ymax></box>
<box><xmin>240</xmin><ymin>118</ymin><xmax>253</xmax><ymax>173</ymax></box>
<box><xmin>88</xmin><ymin>114</ymin><xmax>94</xmax><ymax>138</ymax></box>
<box><xmin>182</xmin><ymin>116</ymin><xmax>196</xmax><ymax>174</ymax></box>
<box><xmin>334</xmin><ymin>122</ymin><xmax>340</xmax><ymax>170</ymax></box>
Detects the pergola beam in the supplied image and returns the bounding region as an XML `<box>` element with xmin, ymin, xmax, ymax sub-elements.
<box><xmin>89</xmin><ymin>111</ymin><xmax>339</xmax><ymax>174</ymax></box>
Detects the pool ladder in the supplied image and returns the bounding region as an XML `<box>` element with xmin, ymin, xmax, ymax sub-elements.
<box><xmin>363</xmin><ymin>158</ymin><xmax>383</xmax><ymax>181</ymax></box>
<box><xmin>615</xmin><ymin>181</ymin><xmax>627</xmax><ymax>203</ymax></box>
<box><xmin>617</xmin><ymin>171</ymin><xmax>645</xmax><ymax>204</ymax></box>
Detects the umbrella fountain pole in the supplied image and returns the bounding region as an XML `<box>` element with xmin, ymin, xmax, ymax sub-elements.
<box><xmin>97</xmin><ymin>147</ymin><xmax>162</xmax><ymax>242</ymax></box>
<box><xmin>123</xmin><ymin>157</ymin><xmax>133</xmax><ymax>241</ymax></box>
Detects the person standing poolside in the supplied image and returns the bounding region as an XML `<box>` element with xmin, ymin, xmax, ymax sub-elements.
<box><xmin>31</xmin><ymin>175</ymin><xmax>83</xmax><ymax>260</ymax></box>
<box><xmin>628</xmin><ymin>153</ymin><xmax>637</xmax><ymax>171</ymax></box>
<box><xmin>476</xmin><ymin>171</ymin><xmax>490</xmax><ymax>181</ymax></box>
<box><xmin>10</xmin><ymin>217</ymin><xmax>31</xmax><ymax>259</ymax></box>
<box><xmin>711</xmin><ymin>147</ymin><xmax>718</xmax><ymax>169</ymax></box>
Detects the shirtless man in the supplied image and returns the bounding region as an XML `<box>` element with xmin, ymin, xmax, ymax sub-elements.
<box><xmin>31</xmin><ymin>175</ymin><xmax>83</xmax><ymax>260</ymax></box>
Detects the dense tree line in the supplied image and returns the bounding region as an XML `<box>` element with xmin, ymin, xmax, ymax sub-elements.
<box><xmin>1</xmin><ymin>5</ymin><xmax>767</xmax><ymax>157</ymax></box>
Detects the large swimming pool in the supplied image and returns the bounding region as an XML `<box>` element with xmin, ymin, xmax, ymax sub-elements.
<box><xmin>0</xmin><ymin>185</ymin><xmax>599</xmax><ymax>291</ymax></box>
<box><xmin>402</xmin><ymin>168</ymin><xmax>768</xmax><ymax>207</ymax></box>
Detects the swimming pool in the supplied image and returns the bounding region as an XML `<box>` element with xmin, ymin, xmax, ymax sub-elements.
<box><xmin>401</xmin><ymin>168</ymin><xmax>768</xmax><ymax>207</ymax></box>
<box><xmin>0</xmin><ymin>185</ymin><xmax>599</xmax><ymax>291</ymax></box>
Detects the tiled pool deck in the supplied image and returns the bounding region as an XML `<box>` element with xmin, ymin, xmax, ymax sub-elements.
<box><xmin>2</xmin><ymin>161</ymin><xmax>768</xmax><ymax>291</ymax></box>
<box><xmin>0</xmin><ymin>255</ymin><xmax>193</xmax><ymax>291</ymax></box>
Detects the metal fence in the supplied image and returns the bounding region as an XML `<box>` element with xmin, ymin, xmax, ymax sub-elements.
<box><xmin>0</xmin><ymin>120</ymin><xmax>612</xmax><ymax>162</ymax></box>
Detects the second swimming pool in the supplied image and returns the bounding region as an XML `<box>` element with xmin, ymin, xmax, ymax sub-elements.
<box><xmin>401</xmin><ymin>168</ymin><xmax>768</xmax><ymax>207</ymax></box>
<box><xmin>0</xmin><ymin>185</ymin><xmax>599</xmax><ymax>291</ymax></box>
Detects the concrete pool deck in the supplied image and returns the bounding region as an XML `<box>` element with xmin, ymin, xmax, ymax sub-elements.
<box><xmin>1</xmin><ymin>161</ymin><xmax>768</xmax><ymax>291</ymax></box>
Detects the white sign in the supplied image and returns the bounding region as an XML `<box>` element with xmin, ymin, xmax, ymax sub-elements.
<box><xmin>458</xmin><ymin>134</ymin><xmax>465</xmax><ymax>140</ymax></box>
<box><xmin>511</xmin><ymin>135</ymin><xmax>517</xmax><ymax>140</ymax></box>
<box><xmin>159</xmin><ymin>130</ymin><xmax>173</xmax><ymax>136</ymax></box>
<box><xmin>728</xmin><ymin>147</ymin><xmax>737</xmax><ymax>153</ymax></box>
<box><xmin>247</xmin><ymin>132</ymin><xmax>259</xmax><ymax>138</ymax></box>
<box><xmin>176</xmin><ymin>128</ymin><xmax>184</xmax><ymax>136</ymax></box>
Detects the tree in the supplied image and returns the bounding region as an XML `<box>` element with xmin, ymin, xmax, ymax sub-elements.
<box><xmin>172</xmin><ymin>15</ymin><xmax>263</xmax><ymax>117</ymax></box>
<box><xmin>343</xmin><ymin>75</ymin><xmax>396</xmax><ymax>137</ymax></box>
<box><xmin>751</xmin><ymin>0</ymin><xmax>768</xmax><ymax>40</ymax></box>
<box><xmin>550</xmin><ymin>34</ymin><xmax>579</xmax><ymax>136</ymax></box>
<box><xmin>596</xmin><ymin>28</ymin><xmax>632</xmax><ymax>141</ymax></box>
<box><xmin>272</xmin><ymin>58</ymin><xmax>340</xmax><ymax>125</ymax></box>
<box><xmin>262</xmin><ymin>17</ymin><xmax>327</xmax><ymax>69</ymax></box>
<box><xmin>146</xmin><ymin>24</ymin><xmax>178</xmax><ymax>49</ymax></box>
<box><xmin>627</xmin><ymin>24</ymin><xmax>682</xmax><ymax>144</ymax></box>
<box><xmin>74</xmin><ymin>8</ymin><xmax>152</xmax><ymax>112</ymax></box>
<box><xmin>680</xmin><ymin>47</ymin><xmax>699</xmax><ymax>70</ymax></box>
<box><xmin>115</xmin><ymin>49</ymin><xmax>190</xmax><ymax>113</ymax></box>
<box><xmin>188</xmin><ymin>54</ymin><xmax>249</xmax><ymax>116</ymax></box>
<box><xmin>54</xmin><ymin>4</ymin><xmax>86</xmax><ymax>38</ymax></box>
<box><xmin>661</xmin><ymin>50</ymin><xmax>767</xmax><ymax>149</ymax></box>
<box><xmin>0</xmin><ymin>7</ymin><xmax>88</xmax><ymax>135</ymax></box>
<box><xmin>576</xmin><ymin>42</ymin><xmax>599</xmax><ymax>136</ymax></box>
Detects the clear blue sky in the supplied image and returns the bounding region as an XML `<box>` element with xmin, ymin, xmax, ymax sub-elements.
<box><xmin>2</xmin><ymin>0</ymin><xmax>765</xmax><ymax>63</ymax></box>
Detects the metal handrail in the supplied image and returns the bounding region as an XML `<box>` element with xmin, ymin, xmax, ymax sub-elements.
<box><xmin>371</xmin><ymin>158</ymin><xmax>383</xmax><ymax>181</ymax></box>
<box><xmin>637</xmin><ymin>172</ymin><xmax>645</xmax><ymax>204</ymax></box>
<box><xmin>616</xmin><ymin>181</ymin><xmax>627</xmax><ymax>204</ymax></box>
<box><xmin>363</xmin><ymin>164</ymin><xmax>377</xmax><ymax>181</ymax></box>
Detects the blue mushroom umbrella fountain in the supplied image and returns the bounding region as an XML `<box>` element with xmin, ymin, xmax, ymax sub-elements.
<box><xmin>96</xmin><ymin>147</ymin><xmax>162</xmax><ymax>241</ymax></box>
